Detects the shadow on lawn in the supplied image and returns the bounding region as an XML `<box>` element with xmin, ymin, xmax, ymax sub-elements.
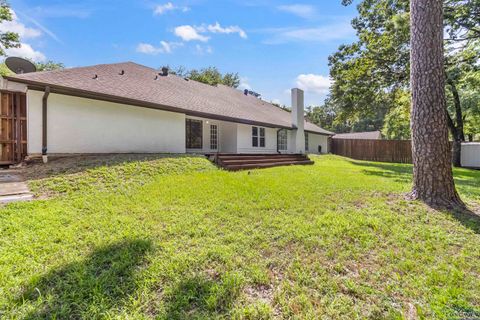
<box><xmin>347</xmin><ymin>160</ymin><xmax>480</xmax><ymax>234</ymax></box>
<box><xmin>18</xmin><ymin>239</ymin><xmax>152</xmax><ymax>319</ymax></box>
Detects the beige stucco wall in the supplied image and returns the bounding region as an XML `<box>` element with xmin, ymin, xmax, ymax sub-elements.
<box><xmin>25</xmin><ymin>88</ymin><xmax>331</xmax><ymax>156</ymax></box>
<box><xmin>237</xmin><ymin>123</ymin><xmax>278</xmax><ymax>154</ymax></box>
<box><xmin>27</xmin><ymin>91</ymin><xmax>186</xmax><ymax>155</ymax></box>
<box><xmin>307</xmin><ymin>132</ymin><xmax>329</xmax><ymax>154</ymax></box>
<box><xmin>461</xmin><ymin>143</ymin><xmax>480</xmax><ymax>168</ymax></box>
<box><xmin>219</xmin><ymin>122</ymin><xmax>237</xmax><ymax>153</ymax></box>
<box><xmin>236</xmin><ymin>125</ymin><xmax>330</xmax><ymax>155</ymax></box>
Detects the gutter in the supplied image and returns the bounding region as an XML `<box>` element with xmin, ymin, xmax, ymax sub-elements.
<box><xmin>42</xmin><ymin>86</ymin><xmax>50</xmax><ymax>162</ymax></box>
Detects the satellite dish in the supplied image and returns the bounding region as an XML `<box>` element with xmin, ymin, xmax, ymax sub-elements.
<box><xmin>5</xmin><ymin>57</ymin><xmax>36</xmax><ymax>74</ymax></box>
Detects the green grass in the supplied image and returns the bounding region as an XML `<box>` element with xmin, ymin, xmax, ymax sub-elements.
<box><xmin>1</xmin><ymin>155</ymin><xmax>479</xmax><ymax>319</ymax></box>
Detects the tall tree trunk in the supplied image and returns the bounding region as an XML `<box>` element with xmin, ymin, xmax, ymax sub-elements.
<box><xmin>446</xmin><ymin>79</ymin><xmax>465</xmax><ymax>167</ymax></box>
<box><xmin>410</xmin><ymin>0</ymin><xmax>463</xmax><ymax>208</ymax></box>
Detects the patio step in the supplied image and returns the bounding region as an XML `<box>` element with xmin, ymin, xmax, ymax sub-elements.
<box><xmin>212</xmin><ymin>154</ymin><xmax>314</xmax><ymax>171</ymax></box>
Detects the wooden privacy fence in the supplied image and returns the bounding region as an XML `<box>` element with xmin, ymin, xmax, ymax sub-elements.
<box><xmin>331</xmin><ymin>139</ymin><xmax>413</xmax><ymax>163</ymax></box>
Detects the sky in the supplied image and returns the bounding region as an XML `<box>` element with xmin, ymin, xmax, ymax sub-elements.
<box><xmin>1</xmin><ymin>0</ymin><xmax>359</xmax><ymax>107</ymax></box>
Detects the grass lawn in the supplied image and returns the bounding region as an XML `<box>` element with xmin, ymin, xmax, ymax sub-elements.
<box><xmin>1</xmin><ymin>155</ymin><xmax>479</xmax><ymax>319</ymax></box>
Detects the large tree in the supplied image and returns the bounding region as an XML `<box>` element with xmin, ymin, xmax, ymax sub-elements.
<box><xmin>409</xmin><ymin>0</ymin><xmax>463</xmax><ymax>208</ymax></box>
<box><xmin>330</xmin><ymin>0</ymin><xmax>480</xmax><ymax>163</ymax></box>
<box><xmin>169</xmin><ymin>66</ymin><xmax>240</xmax><ymax>88</ymax></box>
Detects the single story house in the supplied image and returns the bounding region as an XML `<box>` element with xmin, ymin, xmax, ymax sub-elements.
<box><xmin>333</xmin><ymin>131</ymin><xmax>382</xmax><ymax>140</ymax></box>
<box><xmin>0</xmin><ymin>62</ymin><xmax>333</xmax><ymax>164</ymax></box>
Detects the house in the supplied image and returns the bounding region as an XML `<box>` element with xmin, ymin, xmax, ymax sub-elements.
<box><xmin>333</xmin><ymin>131</ymin><xmax>382</xmax><ymax>140</ymax></box>
<box><xmin>0</xmin><ymin>62</ymin><xmax>333</xmax><ymax>165</ymax></box>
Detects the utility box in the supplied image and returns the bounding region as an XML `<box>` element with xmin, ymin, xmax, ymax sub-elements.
<box><xmin>461</xmin><ymin>143</ymin><xmax>480</xmax><ymax>168</ymax></box>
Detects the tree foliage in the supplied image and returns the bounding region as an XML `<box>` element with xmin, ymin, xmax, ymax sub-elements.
<box><xmin>0</xmin><ymin>1</ymin><xmax>20</xmax><ymax>57</ymax></box>
<box><xmin>170</xmin><ymin>66</ymin><xmax>240</xmax><ymax>88</ymax></box>
<box><xmin>0</xmin><ymin>60</ymin><xmax>64</xmax><ymax>76</ymax></box>
<box><xmin>35</xmin><ymin>61</ymin><xmax>65</xmax><ymax>72</ymax></box>
<box><xmin>327</xmin><ymin>0</ymin><xmax>480</xmax><ymax>147</ymax></box>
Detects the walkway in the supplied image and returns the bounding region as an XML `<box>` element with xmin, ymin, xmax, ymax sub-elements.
<box><xmin>0</xmin><ymin>169</ymin><xmax>33</xmax><ymax>203</ymax></box>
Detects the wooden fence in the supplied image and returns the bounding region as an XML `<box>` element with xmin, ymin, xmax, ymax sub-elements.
<box><xmin>331</xmin><ymin>139</ymin><xmax>413</xmax><ymax>163</ymax></box>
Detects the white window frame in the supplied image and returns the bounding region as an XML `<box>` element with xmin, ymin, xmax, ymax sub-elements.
<box><xmin>210</xmin><ymin>124</ymin><xmax>218</xmax><ymax>150</ymax></box>
<box><xmin>252</xmin><ymin>126</ymin><xmax>266</xmax><ymax>148</ymax></box>
<box><xmin>278</xmin><ymin>129</ymin><xmax>288</xmax><ymax>151</ymax></box>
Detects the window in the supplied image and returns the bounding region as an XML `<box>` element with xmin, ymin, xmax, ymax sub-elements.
<box><xmin>305</xmin><ymin>133</ymin><xmax>309</xmax><ymax>151</ymax></box>
<box><xmin>278</xmin><ymin>129</ymin><xmax>288</xmax><ymax>151</ymax></box>
<box><xmin>210</xmin><ymin>124</ymin><xmax>218</xmax><ymax>150</ymax></box>
<box><xmin>186</xmin><ymin>119</ymin><xmax>203</xmax><ymax>149</ymax></box>
<box><xmin>252</xmin><ymin>126</ymin><xmax>266</xmax><ymax>148</ymax></box>
<box><xmin>252</xmin><ymin>126</ymin><xmax>258</xmax><ymax>147</ymax></box>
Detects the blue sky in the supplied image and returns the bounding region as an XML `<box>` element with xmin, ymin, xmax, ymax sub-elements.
<box><xmin>2</xmin><ymin>0</ymin><xmax>358</xmax><ymax>106</ymax></box>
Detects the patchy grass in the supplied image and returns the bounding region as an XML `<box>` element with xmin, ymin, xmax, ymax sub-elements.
<box><xmin>1</xmin><ymin>155</ymin><xmax>479</xmax><ymax>319</ymax></box>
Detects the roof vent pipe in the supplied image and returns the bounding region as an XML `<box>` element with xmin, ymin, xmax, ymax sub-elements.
<box><xmin>161</xmin><ymin>67</ymin><xmax>169</xmax><ymax>76</ymax></box>
<box><xmin>119</xmin><ymin>70</ymin><xmax>125</xmax><ymax>75</ymax></box>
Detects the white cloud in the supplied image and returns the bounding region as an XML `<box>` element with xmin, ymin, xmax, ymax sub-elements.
<box><xmin>295</xmin><ymin>74</ymin><xmax>332</xmax><ymax>95</ymax></box>
<box><xmin>0</xmin><ymin>10</ymin><xmax>41</xmax><ymax>39</ymax></box>
<box><xmin>262</xmin><ymin>22</ymin><xmax>354</xmax><ymax>44</ymax></box>
<box><xmin>0</xmin><ymin>9</ymin><xmax>47</xmax><ymax>62</ymax></box>
<box><xmin>238</xmin><ymin>77</ymin><xmax>251</xmax><ymax>90</ymax></box>
<box><xmin>194</xmin><ymin>44</ymin><xmax>213</xmax><ymax>55</ymax></box>
<box><xmin>5</xmin><ymin>43</ymin><xmax>46</xmax><ymax>62</ymax></box>
<box><xmin>136</xmin><ymin>41</ymin><xmax>182</xmax><ymax>55</ymax></box>
<box><xmin>206</xmin><ymin>22</ymin><xmax>247</xmax><ymax>39</ymax></box>
<box><xmin>277</xmin><ymin>4</ymin><xmax>316</xmax><ymax>19</ymax></box>
<box><xmin>174</xmin><ymin>23</ymin><xmax>247</xmax><ymax>42</ymax></box>
<box><xmin>154</xmin><ymin>2</ymin><xmax>189</xmax><ymax>15</ymax></box>
<box><xmin>174</xmin><ymin>25</ymin><xmax>210</xmax><ymax>42</ymax></box>
<box><xmin>29</xmin><ymin>5</ymin><xmax>91</xmax><ymax>19</ymax></box>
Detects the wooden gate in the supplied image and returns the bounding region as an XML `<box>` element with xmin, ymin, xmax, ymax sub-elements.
<box><xmin>0</xmin><ymin>91</ymin><xmax>27</xmax><ymax>164</ymax></box>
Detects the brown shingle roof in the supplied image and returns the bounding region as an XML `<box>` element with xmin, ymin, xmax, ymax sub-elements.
<box><xmin>6</xmin><ymin>62</ymin><xmax>333</xmax><ymax>135</ymax></box>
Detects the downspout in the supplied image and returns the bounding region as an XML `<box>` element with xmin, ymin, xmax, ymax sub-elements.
<box><xmin>42</xmin><ymin>86</ymin><xmax>50</xmax><ymax>163</ymax></box>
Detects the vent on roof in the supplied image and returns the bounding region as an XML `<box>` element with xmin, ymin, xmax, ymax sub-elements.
<box><xmin>161</xmin><ymin>67</ymin><xmax>169</xmax><ymax>76</ymax></box>
<box><xmin>244</xmin><ymin>89</ymin><xmax>261</xmax><ymax>98</ymax></box>
<box><xmin>93</xmin><ymin>74</ymin><xmax>98</xmax><ymax>80</ymax></box>
<box><xmin>119</xmin><ymin>70</ymin><xmax>125</xmax><ymax>75</ymax></box>
<box><xmin>154</xmin><ymin>75</ymin><xmax>159</xmax><ymax>80</ymax></box>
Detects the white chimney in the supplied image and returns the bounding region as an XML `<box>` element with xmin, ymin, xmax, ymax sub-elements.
<box><xmin>291</xmin><ymin>88</ymin><xmax>305</xmax><ymax>154</ymax></box>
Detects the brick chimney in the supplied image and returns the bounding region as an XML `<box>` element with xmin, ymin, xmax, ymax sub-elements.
<box><xmin>291</xmin><ymin>88</ymin><xmax>305</xmax><ymax>154</ymax></box>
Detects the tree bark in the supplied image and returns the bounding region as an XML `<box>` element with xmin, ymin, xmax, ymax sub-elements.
<box><xmin>409</xmin><ymin>0</ymin><xmax>463</xmax><ymax>208</ymax></box>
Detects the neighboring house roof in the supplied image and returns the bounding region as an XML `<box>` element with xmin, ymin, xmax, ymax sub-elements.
<box><xmin>6</xmin><ymin>62</ymin><xmax>333</xmax><ymax>135</ymax></box>
<box><xmin>333</xmin><ymin>131</ymin><xmax>382</xmax><ymax>140</ymax></box>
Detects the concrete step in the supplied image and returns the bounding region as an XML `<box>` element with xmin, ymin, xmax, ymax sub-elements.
<box><xmin>0</xmin><ymin>193</ymin><xmax>34</xmax><ymax>203</ymax></box>
<box><xmin>217</xmin><ymin>154</ymin><xmax>307</xmax><ymax>161</ymax></box>
<box><xmin>224</xmin><ymin>160</ymin><xmax>314</xmax><ymax>171</ymax></box>
<box><xmin>220</xmin><ymin>157</ymin><xmax>308</xmax><ymax>165</ymax></box>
